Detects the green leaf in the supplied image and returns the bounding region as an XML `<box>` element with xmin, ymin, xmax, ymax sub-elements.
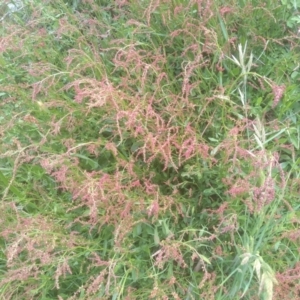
<box><xmin>154</xmin><ymin>226</ymin><xmax>160</xmax><ymax>245</ymax></box>
<box><xmin>73</xmin><ymin>153</ymin><xmax>99</xmax><ymax>169</ymax></box>
<box><xmin>290</xmin><ymin>135</ymin><xmax>299</xmax><ymax>149</ymax></box>
<box><xmin>291</xmin><ymin>71</ymin><xmax>299</xmax><ymax>79</ymax></box>
<box><xmin>0</xmin><ymin>170</ymin><xmax>22</xmax><ymax>197</ymax></box>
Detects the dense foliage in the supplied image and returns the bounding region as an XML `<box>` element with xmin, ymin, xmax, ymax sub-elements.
<box><xmin>1</xmin><ymin>0</ymin><xmax>300</xmax><ymax>299</ymax></box>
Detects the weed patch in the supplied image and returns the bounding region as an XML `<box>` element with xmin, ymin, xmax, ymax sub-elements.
<box><xmin>1</xmin><ymin>0</ymin><xmax>300</xmax><ymax>299</ymax></box>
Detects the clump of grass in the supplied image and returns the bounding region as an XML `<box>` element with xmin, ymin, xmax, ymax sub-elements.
<box><xmin>1</xmin><ymin>0</ymin><xmax>300</xmax><ymax>299</ymax></box>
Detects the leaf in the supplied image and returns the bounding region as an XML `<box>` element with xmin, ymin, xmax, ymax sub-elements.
<box><xmin>154</xmin><ymin>226</ymin><xmax>160</xmax><ymax>245</ymax></box>
<box><xmin>133</xmin><ymin>223</ymin><xmax>142</xmax><ymax>237</ymax></box>
<box><xmin>73</xmin><ymin>153</ymin><xmax>99</xmax><ymax>169</ymax></box>
<box><xmin>218</xmin><ymin>14</ymin><xmax>228</xmax><ymax>40</ymax></box>
<box><xmin>274</xmin><ymin>241</ymin><xmax>281</xmax><ymax>251</ymax></box>
<box><xmin>0</xmin><ymin>170</ymin><xmax>22</xmax><ymax>197</ymax></box>
<box><xmin>291</xmin><ymin>71</ymin><xmax>299</xmax><ymax>79</ymax></box>
<box><xmin>162</xmin><ymin>219</ymin><xmax>171</xmax><ymax>236</ymax></box>
<box><xmin>290</xmin><ymin>135</ymin><xmax>299</xmax><ymax>149</ymax></box>
<box><xmin>199</xmin><ymin>254</ymin><xmax>211</xmax><ymax>265</ymax></box>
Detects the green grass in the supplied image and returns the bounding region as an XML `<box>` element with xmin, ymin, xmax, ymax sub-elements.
<box><xmin>1</xmin><ymin>0</ymin><xmax>300</xmax><ymax>299</ymax></box>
